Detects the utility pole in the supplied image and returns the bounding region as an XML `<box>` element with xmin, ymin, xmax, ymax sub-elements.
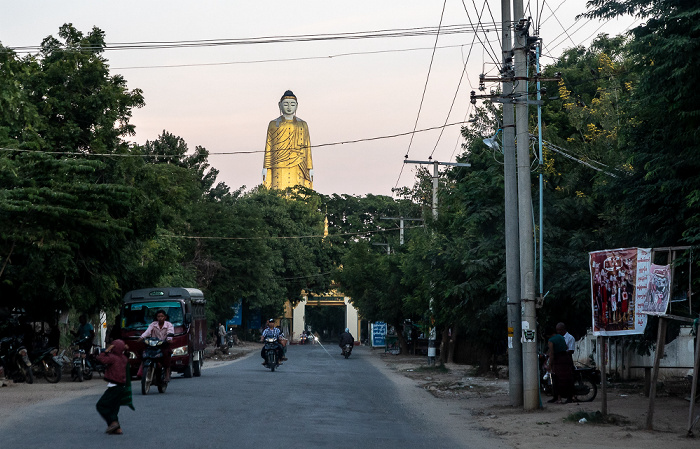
<box><xmin>501</xmin><ymin>0</ymin><xmax>523</xmax><ymax>407</ymax></box>
<box><xmin>470</xmin><ymin>4</ymin><xmax>559</xmax><ymax>410</ymax></box>
<box><xmin>513</xmin><ymin>12</ymin><xmax>538</xmax><ymax>409</ymax></box>
<box><xmin>380</xmin><ymin>217</ymin><xmax>424</xmax><ymax>245</ymax></box>
<box><xmin>404</xmin><ymin>159</ymin><xmax>470</xmax><ymax>364</ymax></box>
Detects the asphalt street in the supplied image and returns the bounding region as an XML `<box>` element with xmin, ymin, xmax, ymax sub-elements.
<box><xmin>0</xmin><ymin>343</ymin><xmax>503</xmax><ymax>448</ymax></box>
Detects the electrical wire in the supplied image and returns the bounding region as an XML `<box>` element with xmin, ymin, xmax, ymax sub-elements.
<box><xmin>112</xmin><ymin>42</ymin><xmax>500</xmax><ymax>70</ymax></box>
<box><xmin>0</xmin><ymin>121</ymin><xmax>469</xmax><ymax>159</ymax></box>
<box><xmin>161</xmin><ymin>225</ymin><xmax>425</xmax><ymax>241</ymax></box>
<box><xmin>5</xmin><ymin>24</ymin><xmax>502</xmax><ymax>54</ymax></box>
<box><xmin>393</xmin><ymin>0</ymin><xmax>448</xmax><ymax>192</ymax></box>
<box><xmin>427</xmin><ymin>18</ymin><xmax>481</xmax><ymax>160</ymax></box>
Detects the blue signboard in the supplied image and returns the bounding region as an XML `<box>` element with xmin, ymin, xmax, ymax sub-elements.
<box><xmin>226</xmin><ymin>299</ymin><xmax>242</xmax><ymax>327</ymax></box>
<box><xmin>371</xmin><ymin>322</ymin><xmax>387</xmax><ymax>347</ymax></box>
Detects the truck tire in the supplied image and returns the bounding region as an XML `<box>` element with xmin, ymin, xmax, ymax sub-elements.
<box><xmin>184</xmin><ymin>356</ymin><xmax>193</xmax><ymax>378</ymax></box>
<box><xmin>193</xmin><ymin>351</ymin><xmax>202</xmax><ymax>377</ymax></box>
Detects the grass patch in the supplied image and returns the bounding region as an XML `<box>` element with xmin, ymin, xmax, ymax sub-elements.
<box><xmin>412</xmin><ymin>364</ymin><xmax>450</xmax><ymax>374</ymax></box>
<box><xmin>564</xmin><ymin>410</ymin><xmax>630</xmax><ymax>425</ymax></box>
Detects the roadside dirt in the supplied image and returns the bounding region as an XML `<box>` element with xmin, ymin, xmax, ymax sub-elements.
<box><xmin>373</xmin><ymin>351</ymin><xmax>700</xmax><ymax>449</ymax></box>
<box><xmin>0</xmin><ymin>343</ymin><xmax>256</xmax><ymax>423</ymax></box>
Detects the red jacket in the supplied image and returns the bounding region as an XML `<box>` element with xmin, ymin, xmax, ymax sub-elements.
<box><xmin>97</xmin><ymin>339</ymin><xmax>128</xmax><ymax>385</ymax></box>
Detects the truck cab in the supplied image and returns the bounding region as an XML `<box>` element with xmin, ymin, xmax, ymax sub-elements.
<box><xmin>120</xmin><ymin>287</ymin><xmax>207</xmax><ymax>378</ymax></box>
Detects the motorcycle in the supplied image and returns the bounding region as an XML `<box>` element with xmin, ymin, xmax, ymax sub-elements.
<box><xmin>70</xmin><ymin>339</ymin><xmax>93</xmax><ymax>382</ymax></box>
<box><xmin>539</xmin><ymin>353</ymin><xmax>600</xmax><ymax>402</ymax></box>
<box><xmin>262</xmin><ymin>337</ymin><xmax>280</xmax><ymax>372</ymax></box>
<box><xmin>0</xmin><ymin>335</ymin><xmax>34</xmax><ymax>384</ymax></box>
<box><xmin>299</xmin><ymin>333</ymin><xmax>309</xmax><ymax>345</ymax></box>
<box><xmin>341</xmin><ymin>343</ymin><xmax>353</xmax><ymax>359</ymax></box>
<box><xmin>225</xmin><ymin>331</ymin><xmax>236</xmax><ymax>348</ymax></box>
<box><xmin>141</xmin><ymin>336</ymin><xmax>169</xmax><ymax>394</ymax></box>
<box><xmin>29</xmin><ymin>344</ymin><xmax>62</xmax><ymax>383</ymax></box>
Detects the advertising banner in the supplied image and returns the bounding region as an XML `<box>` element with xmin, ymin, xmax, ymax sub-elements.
<box><xmin>589</xmin><ymin>247</ymin><xmax>650</xmax><ymax>336</ymax></box>
<box><xmin>226</xmin><ymin>299</ymin><xmax>243</xmax><ymax>327</ymax></box>
<box><xmin>638</xmin><ymin>263</ymin><xmax>671</xmax><ymax>315</ymax></box>
<box><xmin>371</xmin><ymin>322</ymin><xmax>387</xmax><ymax>347</ymax></box>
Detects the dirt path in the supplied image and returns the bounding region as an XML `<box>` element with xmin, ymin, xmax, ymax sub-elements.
<box><xmin>370</xmin><ymin>351</ymin><xmax>700</xmax><ymax>448</ymax></box>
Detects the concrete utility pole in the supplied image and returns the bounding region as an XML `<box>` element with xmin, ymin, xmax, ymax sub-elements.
<box><xmin>501</xmin><ymin>0</ymin><xmax>523</xmax><ymax>407</ymax></box>
<box><xmin>513</xmin><ymin>12</ymin><xmax>538</xmax><ymax>409</ymax></box>
<box><xmin>404</xmin><ymin>159</ymin><xmax>470</xmax><ymax>364</ymax></box>
<box><xmin>380</xmin><ymin>217</ymin><xmax>424</xmax><ymax>245</ymax></box>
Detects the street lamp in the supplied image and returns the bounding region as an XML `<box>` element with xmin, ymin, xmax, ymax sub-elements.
<box><xmin>483</xmin><ymin>129</ymin><xmax>502</xmax><ymax>151</ymax></box>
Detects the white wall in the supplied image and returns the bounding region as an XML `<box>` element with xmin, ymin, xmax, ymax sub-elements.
<box><xmin>572</xmin><ymin>326</ymin><xmax>697</xmax><ymax>380</ymax></box>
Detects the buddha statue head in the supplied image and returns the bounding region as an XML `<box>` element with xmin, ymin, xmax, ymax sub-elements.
<box><xmin>279</xmin><ymin>90</ymin><xmax>298</xmax><ymax>119</ymax></box>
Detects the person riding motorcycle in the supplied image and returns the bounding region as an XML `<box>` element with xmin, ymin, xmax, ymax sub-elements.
<box><xmin>137</xmin><ymin>310</ymin><xmax>174</xmax><ymax>382</ymax></box>
<box><xmin>260</xmin><ymin>319</ymin><xmax>286</xmax><ymax>364</ymax></box>
<box><xmin>73</xmin><ymin>315</ymin><xmax>95</xmax><ymax>353</ymax></box>
<box><xmin>339</xmin><ymin>328</ymin><xmax>354</xmax><ymax>354</ymax></box>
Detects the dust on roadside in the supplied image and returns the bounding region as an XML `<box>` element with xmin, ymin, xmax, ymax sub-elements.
<box><xmin>0</xmin><ymin>342</ymin><xmax>258</xmax><ymax>422</ymax></box>
<box><xmin>374</xmin><ymin>351</ymin><xmax>700</xmax><ymax>449</ymax></box>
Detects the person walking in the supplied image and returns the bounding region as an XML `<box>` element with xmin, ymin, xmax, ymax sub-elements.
<box><xmin>95</xmin><ymin>339</ymin><xmax>131</xmax><ymax>435</ymax></box>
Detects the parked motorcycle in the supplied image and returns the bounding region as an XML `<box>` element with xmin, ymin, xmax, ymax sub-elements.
<box><xmin>225</xmin><ymin>331</ymin><xmax>235</xmax><ymax>348</ymax></box>
<box><xmin>29</xmin><ymin>345</ymin><xmax>62</xmax><ymax>383</ymax></box>
<box><xmin>141</xmin><ymin>336</ymin><xmax>169</xmax><ymax>394</ymax></box>
<box><xmin>71</xmin><ymin>339</ymin><xmax>92</xmax><ymax>382</ymax></box>
<box><xmin>0</xmin><ymin>335</ymin><xmax>34</xmax><ymax>384</ymax></box>
<box><xmin>539</xmin><ymin>353</ymin><xmax>600</xmax><ymax>402</ymax></box>
<box><xmin>262</xmin><ymin>337</ymin><xmax>280</xmax><ymax>372</ymax></box>
<box><xmin>342</xmin><ymin>343</ymin><xmax>353</xmax><ymax>359</ymax></box>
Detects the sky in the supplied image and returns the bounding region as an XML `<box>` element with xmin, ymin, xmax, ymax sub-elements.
<box><xmin>0</xmin><ymin>1</ymin><xmax>639</xmax><ymax>197</ymax></box>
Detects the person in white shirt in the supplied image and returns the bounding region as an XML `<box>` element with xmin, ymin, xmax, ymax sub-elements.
<box><xmin>557</xmin><ymin>322</ymin><xmax>575</xmax><ymax>355</ymax></box>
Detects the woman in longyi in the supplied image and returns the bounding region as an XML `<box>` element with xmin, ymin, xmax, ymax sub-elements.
<box><xmin>263</xmin><ymin>90</ymin><xmax>313</xmax><ymax>191</ymax></box>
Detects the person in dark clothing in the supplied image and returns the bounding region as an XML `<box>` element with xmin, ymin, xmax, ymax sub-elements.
<box><xmin>546</xmin><ymin>325</ymin><xmax>574</xmax><ymax>404</ymax></box>
<box><xmin>339</xmin><ymin>328</ymin><xmax>354</xmax><ymax>354</ymax></box>
<box><xmin>96</xmin><ymin>339</ymin><xmax>129</xmax><ymax>435</ymax></box>
<box><xmin>107</xmin><ymin>316</ymin><xmax>122</xmax><ymax>344</ymax></box>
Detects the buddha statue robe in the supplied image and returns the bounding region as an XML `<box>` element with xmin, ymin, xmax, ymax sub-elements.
<box><xmin>263</xmin><ymin>116</ymin><xmax>313</xmax><ymax>190</ymax></box>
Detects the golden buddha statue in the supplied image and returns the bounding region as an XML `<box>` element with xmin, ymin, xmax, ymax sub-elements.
<box><xmin>262</xmin><ymin>90</ymin><xmax>313</xmax><ymax>190</ymax></box>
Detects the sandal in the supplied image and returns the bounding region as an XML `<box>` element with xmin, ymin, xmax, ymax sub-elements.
<box><xmin>111</xmin><ymin>428</ymin><xmax>123</xmax><ymax>435</ymax></box>
<box><xmin>106</xmin><ymin>422</ymin><xmax>120</xmax><ymax>434</ymax></box>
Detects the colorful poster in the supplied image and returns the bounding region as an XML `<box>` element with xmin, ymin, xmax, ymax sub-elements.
<box><xmin>589</xmin><ymin>247</ymin><xmax>650</xmax><ymax>336</ymax></box>
<box><xmin>638</xmin><ymin>263</ymin><xmax>671</xmax><ymax>315</ymax></box>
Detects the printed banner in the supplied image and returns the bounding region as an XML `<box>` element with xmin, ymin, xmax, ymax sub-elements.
<box><xmin>638</xmin><ymin>263</ymin><xmax>671</xmax><ymax>315</ymax></box>
<box><xmin>371</xmin><ymin>322</ymin><xmax>387</xmax><ymax>347</ymax></box>
<box><xmin>589</xmin><ymin>247</ymin><xmax>650</xmax><ymax>336</ymax></box>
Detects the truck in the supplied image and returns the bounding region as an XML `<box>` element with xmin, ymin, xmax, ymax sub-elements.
<box><xmin>120</xmin><ymin>287</ymin><xmax>207</xmax><ymax>378</ymax></box>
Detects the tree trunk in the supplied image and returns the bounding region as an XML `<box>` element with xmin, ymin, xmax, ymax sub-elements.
<box><xmin>396</xmin><ymin>322</ymin><xmax>409</xmax><ymax>355</ymax></box>
<box><xmin>439</xmin><ymin>327</ymin><xmax>449</xmax><ymax>365</ymax></box>
<box><xmin>447</xmin><ymin>323</ymin><xmax>458</xmax><ymax>364</ymax></box>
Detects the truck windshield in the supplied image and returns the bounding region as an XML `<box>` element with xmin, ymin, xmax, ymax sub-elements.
<box><xmin>122</xmin><ymin>301</ymin><xmax>184</xmax><ymax>330</ymax></box>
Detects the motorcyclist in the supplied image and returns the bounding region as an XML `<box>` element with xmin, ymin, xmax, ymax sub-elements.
<box><xmin>260</xmin><ymin>319</ymin><xmax>286</xmax><ymax>364</ymax></box>
<box><xmin>73</xmin><ymin>315</ymin><xmax>95</xmax><ymax>353</ymax></box>
<box><xmin>339</xmin><ymin>328</ymin><xmax>355</xmax><ymax>354</ymax></box>
<box><xmin>137</xmin><ymin>310</ymin><xmax>174</xmax><ymax>382</ymax></box>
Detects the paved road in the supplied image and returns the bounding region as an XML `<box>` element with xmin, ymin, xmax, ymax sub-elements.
<box><xmin>0</xmin><ymin>344</ymin><xmax>506</xmax><ymax>448</ymax></box>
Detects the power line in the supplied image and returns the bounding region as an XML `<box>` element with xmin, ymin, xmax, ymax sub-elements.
<box><xmin>113</xmin><ymin>42</ymin><xmax>501</xmax><ymax>70</ymax></box>
<box><xmin>5</xmin><ymin>24</ymin><xmax>503</xmax><ymax>54</ymax></box>
<box><xmin>393</xmin><ymin>0</ymin><xmax>448</xmax><ymax>191</ymax></box>
<box><xmin>161</xmin><ymin>225</ymin><xmax>425</xmax><ymax>241</ymax></box>
<box><xmin>0</xmin><ymin>121</ymin><xmax>468</xmax><ymax>159</ymax></box>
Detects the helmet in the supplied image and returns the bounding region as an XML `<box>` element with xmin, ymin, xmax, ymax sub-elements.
<box><xmin>268</xmin><ymin>318</ymin><xmax>275</xmax><ymax>323</ymax></box>
<box><xmin>344</xmin><ymin>328</ymin><xmax>349</xmax><ymax>333</ymax></box>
